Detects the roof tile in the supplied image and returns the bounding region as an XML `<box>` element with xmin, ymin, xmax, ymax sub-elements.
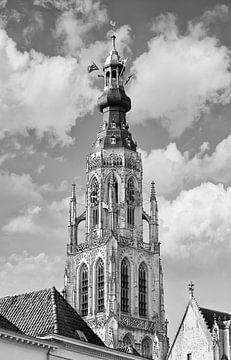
<box><xmin>0</xmin><ymin>287</ymin><xmax>104</xmax><ymax>346</ymax></box>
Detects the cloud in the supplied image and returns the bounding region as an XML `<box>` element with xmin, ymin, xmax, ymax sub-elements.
<box><xmin>53</xmin><ymin>0</ymin><xmax>108</xmax><ymax>56</ymax></box>
<box><xmin>36</xmin><ymin>164</ymin><xmax>45</xmax><ymax>174</ymax></box>
<box><xmin>23</xmin><ymin>10</ymin><xmax>44</xmax><ymax>46</ymax></box>
<box><xmin>0</xmin><ymin>251</ymin><xmax>63</xmax><ymax>296</ymax></box>
<box><xmin>159</xmin><ymin>182</ymin><xmax>231</xmax><ymax>264</ymax></box>
<box><xmin>3</xmin><ymin>206</ymin><xmax>41</xmax><ymax>234</ymax></box>
<box><xmin>40</xmin><ymin>179</ymin><xmax>68</xmax><ymax>192</ymax></box>
<box><xmin>0</xmin><ymin>0</ymin><xmax>7</xmax><ymax>10</ymax></box>
<box><xmin>0</xmin><ymin>28</ymin><xmax>101</xmax><ymax>144</ymax></box>
<box><xmin>0</xmin><ymin>172</ymin><xmax>42</xmax><ymax>206</ymax></box>
<box><xmin>129</xmin><ymin>8</ymin><xmax>231</xmax><ymax>137</ymax></box>
<box><xmin>141</xmin><ymin>135</ymin><xmax>231</xmax><ymax>197</ymax></box>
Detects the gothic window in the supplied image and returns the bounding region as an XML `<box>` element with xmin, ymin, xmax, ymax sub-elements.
<box><xmin>141</xmin><ymin>337</ymin><xmax>152</xmax><ymax>359</ymax></box>
<box><xmin>80</xmin><ymin>263</ymin><xmax>88</xmax><ymax>316</ymax></box>
<box><xmin>96</xmin><ymin>259</ymin><xmax>104</xmax><ymax>313</ymax></box>
<box><xmin>112</xmin><ymin>69</ymin><xmax>117</xmax><ymax>86</ymax></box>
<box><xmin>139</xmin><ymin>262</ymin><xmax>147</xmax><ymax>317</ymax></box>
<box><xmin>123</xmin><ymin>334</ymin><xmax>132</xmax><ymax>347</ymax></box>
<box><xmin>106</xmin><ymin>71</ymin><xmax>110</xmax><ymax>86</ymax></box>
<box><xmin>121</xmin><ymin>258</ymin><xmax>129</xmax><ymax>313</ymax></box>
<box><xmin>126</xmin><ymin>177</ymin><xmax>135</xmax><ymax>227</ymax></box>
<box><xmin>90</xmin><ymin>178</ymin><xmax>99</xmax><ymax>227</ymax></box>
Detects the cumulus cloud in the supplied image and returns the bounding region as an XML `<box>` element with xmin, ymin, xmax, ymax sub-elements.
<box><xmin>52</xmin><ymin>0</ymin><xmax>108</xmax><ymax>56</ymax></box>
<box><xmin>0</xmin><ymin>12</ymin><xmax>133</xmax><ymax>145</ymax></box>
<box><xmin>129</xmin><ymin>7</ymin><xmax>231</xmax><ymax>137</ymax></box>
<box><xmin>0</xmin><ymin>28</ymin><xmax>101</xmax><ymax>144</ymax></box>
<box><xmin>141</xmin><ymin>135</ymin><xmax>231</xmax><ymax>197</ymax></box>
<box><xmin>3</xmin><ymin>206</ymin><xmax>41</xmax><ymax>234</ymax></box>
<box><xmin>0</xmin><ymin>0</ymin><xmax>7</xmax><ymax>10</ymax></box>
<box><xmin>0</xmin><ymin>251</ymin><xmax>63</xmax><ymax>296</ymax></box>
<box><xmin>0</xmin><ymin>173</ymin><xmax>70</xmax><ymax>238</ymax></box>
<box><xmin>159</xmin><ymin>183</ymin><xmax>231</xmax><ymax>264</ymax></box>
<box><xmin>0</xmin><ymin>172</ymin><xmax>42</xmax><ymax>205</ymax></box>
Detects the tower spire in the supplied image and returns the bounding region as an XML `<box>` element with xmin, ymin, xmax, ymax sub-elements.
<box><xmin>150</xmin><ymin>181</ymin><xmax>156</xmax><ymax>201</ymax></box>
<box><xmin>150</xmin><ymin>181</ymin><xmax>159</xmax><ymax>251</ymax></box>
<box><xmin>67</xmin><ymin>183</ymin><xmax>77</xmax><ymax>254</ymax></box>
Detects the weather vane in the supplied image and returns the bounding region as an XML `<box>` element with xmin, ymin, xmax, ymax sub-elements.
<box><xmin>110</xmin><ymin>20</ymin><xmax>116</xmax><ymax>33</ymax></box>
<box><xmin>188</xmin><ymin>281</ymin><xmax>195</xmax><ymax>297</ymax></box>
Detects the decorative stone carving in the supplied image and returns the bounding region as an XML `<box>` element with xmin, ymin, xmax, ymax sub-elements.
<box><xmin>74</xmin><ymin>252</ymin><xmax>89</xmax><ymax>267</ymax></box>
<box><xmin>119</xmin><ymin>315</ymin><xmax>156</xmax><ymax>333</ymax></box>
<box><xmin>125</xmin><ymin>155</ymin><xmax>140</xmax><ymax>170</ymax></box>
<box><xmin>87</xmin><ymin>155</ymin><xmax>102</xmax><ymax>171</ymax></box>
<box><xmin>103</xmin><ymin>154</ymin><xmax>123</xmax><ymax>167</ymax></box>
<box><xmin>118</xmin><ymin>235</ymin><xmax>134</xmax><ymax>247</ymax></box>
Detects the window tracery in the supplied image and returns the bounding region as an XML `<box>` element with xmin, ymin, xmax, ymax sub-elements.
<box><xmin>126</xmin><ymin>177</ymin><xmax>135</xmax><ymax>226</ymax></box>
<box><xmin>80</xmin><ymin>263</ymin><xmax>88</xmax><ymax>316</ymax></box>
<box><xmin>96</xmin><ymin>259</ymin><xmax>104</xmax><ymax>313</ymax></box>
<box><xmin>139</xmin><ymin>262</ymin><xmax>147</xmax><ymax>317</ymax></box>
<box><xmin>121</xmin><ymin>258</ymin><xmax>129</xmax><ymax>313</ymax></box>
<box><xmin>90</xmin><ymin>178</ymin><xmax>99</xmax><ymax>227</ymax></box>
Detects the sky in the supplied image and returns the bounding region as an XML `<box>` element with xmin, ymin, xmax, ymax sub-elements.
<box><xmin>0</xmin><ymin>0</ymin><xmax>231</xmax><ymax>343</ymax></box>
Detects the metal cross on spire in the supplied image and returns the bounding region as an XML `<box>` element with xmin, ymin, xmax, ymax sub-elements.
<box><xmin>188</xmin><ymin>281</ymin><xmax>195</xmax><ymax>298</ymax></box>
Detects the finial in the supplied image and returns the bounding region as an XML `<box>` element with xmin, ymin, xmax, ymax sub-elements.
<box><xmin>109</xmin><ymin>20</ymin><xmax>116</xmax><ymax>50</ymax></box>
<box><xmin>188</xmin><ymin>281</ymin><xmax>195</xmax><ymax>298</ymax></box>
<box><xmin>150</xmin><ymin>181</ymin><xmax>156</xmax><ymax>200</ymax></box>
<box><xmin>71</xmin><ymin>183</ymin><xmax>76</xmax><ymax>198</ymax></box>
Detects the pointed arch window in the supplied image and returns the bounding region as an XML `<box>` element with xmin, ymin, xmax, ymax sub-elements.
<box><xmin>121</xmin><ymin>258</ymin><xmax>129</xmax><ymax>313</ymax></box>
<box><xmin>126</xmin><ymin>177</ymin><xmax>135</xmax><ymax>227</ymax></box>
<box><xmin>96</xmin><ymin>259</ymin><xmax>104</xmax><ymax>313</ymax></box>
<box><xmin>80</xmin><ymin>263</ymin><xmax>88</xmax><ymax>316</ymax></box>
<box><xmin>141</xmin><ymin>337</ymin><xmax>152</xmax><ymax>359</ymax></box>
<box><xmin>123</xmin><ymin>334</ymin><xmax>132</xmax><ymax>347</ymax></box>
<box><xmin>90</xmin><ymin>178</ymin><xmax>99</xmax><ymax>227</ymax></box>
<box><xmin>106</xmin><ymin>71</ymin><xmax>110</xmax><ymax>86</ymax></box>
<box><xmin>139</xmin><ymin>262</ymin><xmax>147</xmax><ymax>317</ymax></box>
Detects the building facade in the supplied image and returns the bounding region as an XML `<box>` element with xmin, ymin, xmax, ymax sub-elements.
<box><xmin>167</xmin><ymin>293</ymin><xmax>231</xmax><ymax>360</ymax></box>
<box><xmin>64</xmin><ymin>34</ymin><xmax>168</xmax><ymax>360</ymax></box>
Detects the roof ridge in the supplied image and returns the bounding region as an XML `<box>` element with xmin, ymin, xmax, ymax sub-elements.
<box><xmin>50</xmin><ymin>287</ymin><xmax>59</xmax><ymax>334</ymax></box>
<box><xmin>200</xmin><ymin>306</ymin><xmax>231</xmax><ymax>316</ymax></box>
<box><xmin>0</xmin><ymin>287</ymin><xmax>52</xmax><ymax>300</ymax></box>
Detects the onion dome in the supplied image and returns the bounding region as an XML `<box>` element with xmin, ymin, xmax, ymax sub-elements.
<box><xmin>97</xmin><ymin>35</ymin><xmax>131</xmax><ymax>113</ymax></box>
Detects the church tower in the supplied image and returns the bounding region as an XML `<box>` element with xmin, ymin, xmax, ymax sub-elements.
<box><xmin>64</xmin><ymin>34</ymin><xmax>168</xmax><ymax>360</ymax></box>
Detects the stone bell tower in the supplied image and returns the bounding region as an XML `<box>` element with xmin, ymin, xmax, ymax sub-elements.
<box><xmin>64</xmin><ymin>34</ymin><xmax>168</xmax><ymax>360</ymax></box>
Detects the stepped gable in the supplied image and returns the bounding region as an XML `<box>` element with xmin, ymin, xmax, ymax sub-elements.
<box><xmin>0</xmin><ymin>287</ymin><xmax>104</xmax><ymax>346</ymax></box>
<box><xmin>0</xmin><ymin>313</ymin><xmax>22</xmax><ymax>333</ymax></box>
<box><xmin>200</xmin><ymin>307</ymin><xmax>231</xmax><ymax>331</ymax></box>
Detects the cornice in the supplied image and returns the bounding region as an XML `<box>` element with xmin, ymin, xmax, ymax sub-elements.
<box><xmin>0</xmin><ymin>328</ymin><xmax>56</xmax><ymax>350</ymax></box>
<box><xmin>43</xmin><ymin>334</ymin><xmax>145</xmax><ymax>360</ymax></box>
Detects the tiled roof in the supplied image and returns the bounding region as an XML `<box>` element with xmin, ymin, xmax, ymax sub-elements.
<box><xmin>0</xmin><ymin>313</ymin><xmax>22</xmax><ymax>333</ymax></box>
<box><xmin>200</xmin><ymin>307</ymin><xmax>231</xmax><ymax>331</ymax></box>
<box><xmin>0</xmin><ymin>287</ymin><xmax>104</xmax><ymax>346</ymax></box>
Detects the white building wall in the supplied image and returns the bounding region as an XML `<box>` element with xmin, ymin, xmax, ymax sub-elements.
<box><xmin>168</xmin><ymin>305</ymin><xmax>213</xmax><ymax>360</ymax></box>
